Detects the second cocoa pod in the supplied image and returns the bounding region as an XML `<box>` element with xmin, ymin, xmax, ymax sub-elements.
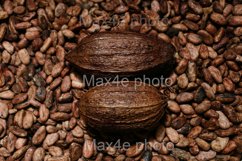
<box><xmin>66</xmin><ymin>32</ymin><xmax>175</xmax><ymax>77</ymax></box>
<box><xmin>80</xmin><ymin>81</ymin><xmax>167</xmax><ymax>141</ymax></box>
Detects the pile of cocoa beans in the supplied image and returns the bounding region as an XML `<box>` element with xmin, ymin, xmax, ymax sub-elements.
<box><xmin>0</xmin><ymin>0</ymin><xmax>241</xmax><ymax>161</ymax></box>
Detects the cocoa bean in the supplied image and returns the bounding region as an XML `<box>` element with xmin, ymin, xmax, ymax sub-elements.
<box><xmin>33</xmin><ymin>147</ymin><xmax>45</xmax><ymax>161</ymax></box>
<box><xmin>32</xmin><ymin>126</ymin><xmax>46</xmax><ymax>145</ymax></box>
<box><xmin>195</xmin><ymin>138</ymin><xmax>210</xmax><ymax>151</ymax></box>
<box><xmin>228</xmin><ymin>16</ymin><xmax>242</xmax><ymax>26</ymax></box>
<box><xmin>188</xmin><ymin>0</ymin><xmax>203</xmax><ymax>14</ymax></box>
<box><xmin>196</xmin><ymin>150</ymin><xmax>216</xmax><ymax>161</ymax></box>
<box><xmin>166</xmin><ymin>127</ymin><xmax>179</xmax><ymax>143</ymax></box>
<box><xmin>188</xmin><ymin>126</ymin><xmax>202</xmax><ymax>139</ymax></box>
<box><xmin>197</xmin><ymin>30</ymin><xmax>214</xmax><ymax>45</ymax></box>
<box><xmin>210</xmin><ymin>12</ymin><xmax>227</xmax><ymax>25</ymax></box>
<box><xmin>83</xmin><ymin>139</ymin><xmax>94</xmax><ymax>158</ymax></box>
<box><xmin>176</xmin><ymin>92</ymin><xmax>194</xmax><ymax>103</ymax></box>
<box><xmin>180</xmin><ymin>104</ymin><xmax>195</xmax><ymax>115</ymax></box>
<box><xmin>211</xmin><ymin>137</ymin><xmax>229</xmax><ymax>152</ymax></box>
<box><xmin>195</xmin><ymin>100</ymin><xmax>211</xmax><ymax>114</ymax></box>
<box><xmin>222</xmin><ymin>140</ymin><xmax>237</xmax><ymax>154</ymax></box>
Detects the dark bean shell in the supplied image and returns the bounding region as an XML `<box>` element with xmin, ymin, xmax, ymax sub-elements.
<box><xmin>66</xmin><ymin>32</ymin><xmax>175</xmax><ymax>77</ymax></box>
<box><xmin>80</xmin><ymin>81</ymin><xmax>167</xmax><ymax>141</ymax></box>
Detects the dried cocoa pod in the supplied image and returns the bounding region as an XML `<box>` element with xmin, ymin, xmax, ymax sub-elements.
<box><xmin>80</xmin><ymin>81</ymin><xmax>167</xmax><ymax>141</ymax></box>
<box><xmin>66</xmin><ymin>32</ymin><xmax>175</xmax><ymax>77</ymax></box>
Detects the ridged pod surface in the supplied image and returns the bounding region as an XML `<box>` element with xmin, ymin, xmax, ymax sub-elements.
<box><xmin>66</xmin><ymin>32</ymin><xmax>175</xmax><ymax>77</ymax></box>
<box><xmin>80</xmin><ymin>81</ymin><xmax>167</xmax><ymax>141</ymax></box>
